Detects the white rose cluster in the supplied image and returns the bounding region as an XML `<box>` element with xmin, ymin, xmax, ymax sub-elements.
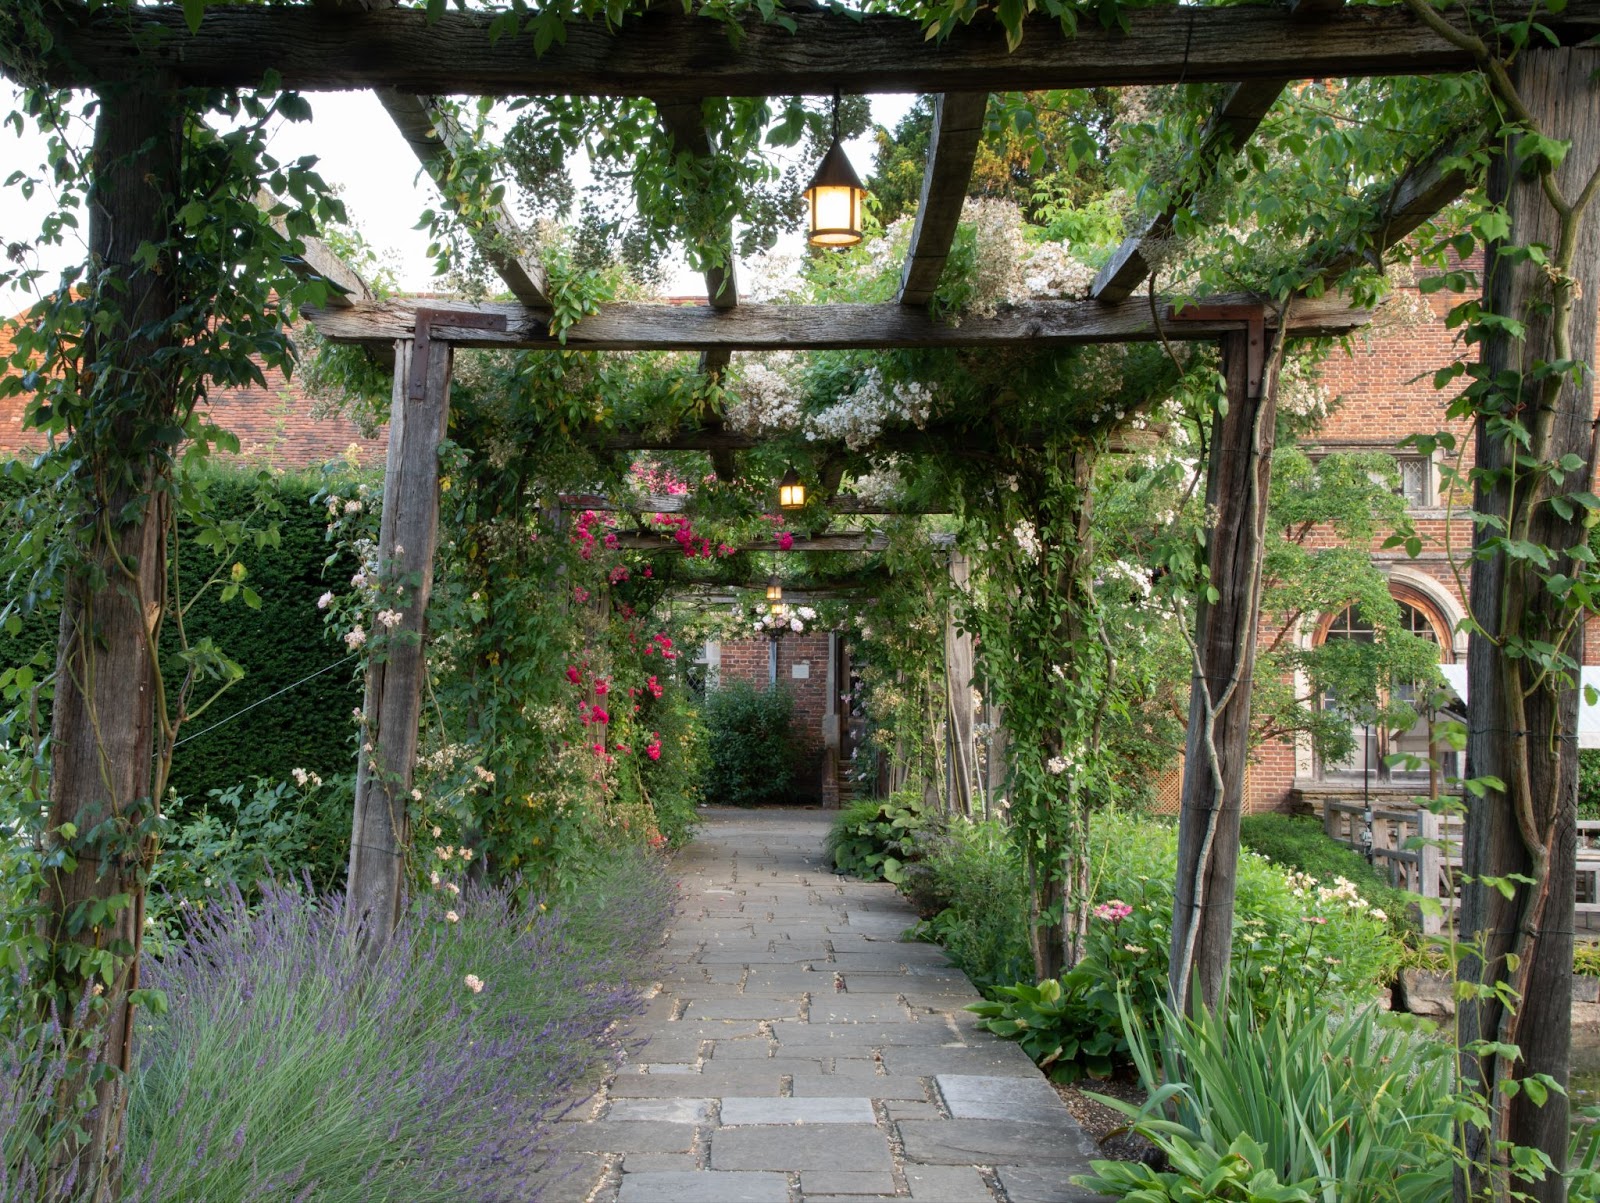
<box><xmin>726</xmin><ymin>352</ymin><xmax>804</xmax><ymax>433</ymax></box>
<box><xmin>806</xmin><ymin>367</ymin><xmax>938</xmax><ymax>450</ymax></box>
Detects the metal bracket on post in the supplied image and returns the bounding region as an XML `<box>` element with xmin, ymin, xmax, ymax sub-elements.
<box><xmin>1170</xmin><ymin>303</ymin><xmax>1266</xmax><ymax>397</ymax></box>
<box><xmin>409</xmin><ymin>307</ymin><xmax>509</xmax><ymax>399</ymax></box>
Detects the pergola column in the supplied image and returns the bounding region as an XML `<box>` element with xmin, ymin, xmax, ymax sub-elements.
<box><xmin>347</xmin><ymin>336</ymin><xmax>454</xmax><ymax>938</ymax></box>
<box><xmin>944</xmin><ymin>551</ymin><xmax>978</xmax><ymax>817</ymax></box>
<box><xmin>1457</xmin><ymin>47</ymin><xmax>1600</xmax><ymax>1197</ymax></box>
<box><xmin>1169</xmin><ymin>326</ymin><xmax>1278</xmax><ymax>1015</ymax></box>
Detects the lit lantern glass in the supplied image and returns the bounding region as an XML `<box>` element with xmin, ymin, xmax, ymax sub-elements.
<box><xmin>805</xmin><ymin>139</ymin><xmax>867</xmax><ymax>248</ymax></box>
<box><xmin>766</xmin><ymin>576</ymin><xmax>783</xmax><ymax>604</ymax></box>
<box><xmin>778</xmin><ymin>467</ymin><xmax>806</xmax><ymax>511</ymax></box>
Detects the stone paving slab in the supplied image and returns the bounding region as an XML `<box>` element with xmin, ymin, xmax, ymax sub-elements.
<box><xmin>568</xmin><ymin>808</ymin><xmax>1102</xmax><ymax>1203</ymax></box>
<box><xmin>719</xmin><ymin>1095</ymin><xmax>876</xmax><ymax>1124</ymax></box>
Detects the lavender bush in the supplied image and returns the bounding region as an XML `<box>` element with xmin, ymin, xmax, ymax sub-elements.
<box><xmin>115</xmin><ymin>852</ymin><xmax>673</xmax><ymax>1202</ymax></box>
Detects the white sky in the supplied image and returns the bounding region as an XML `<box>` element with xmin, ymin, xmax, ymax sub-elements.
<box><xmin>0</xmin><ymin>83</ymin><xmax>913</xmax><ymax>301</ymax></box>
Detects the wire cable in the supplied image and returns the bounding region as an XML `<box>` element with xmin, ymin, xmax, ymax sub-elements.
<box><xmin>173</xmin><ymin>654</ymin><xmax>359</xmax><ymax>748</ymax></box>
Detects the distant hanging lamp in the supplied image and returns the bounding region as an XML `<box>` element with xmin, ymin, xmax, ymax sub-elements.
<box><xmin>778</xmin><ymin>467</ymin><xmax>807</xmax><ymax>511</ymax></box>
<box><xmin>805</xmin><ymin>91</ymin><xmax>868</xmax><ymax>248</ymax></box>
<box><xmin>766</xmin><ymin>576</ymin><xmax>784</xmax><ymax>604</ymax></box>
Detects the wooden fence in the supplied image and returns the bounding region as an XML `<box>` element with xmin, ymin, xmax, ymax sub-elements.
<box><xmin>1321</xmin><ymin>801</ymin><xmax>1600</xmax><ymax>933</ymax></box>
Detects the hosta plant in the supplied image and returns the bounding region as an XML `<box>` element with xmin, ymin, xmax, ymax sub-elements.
<box><xmin>965</xmin><ymin>971</ymin><xmax>1120</xmax><ymax>1083</ymax></box>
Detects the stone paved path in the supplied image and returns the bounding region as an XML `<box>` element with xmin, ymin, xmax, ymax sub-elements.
<box><xmin>551</xmin><ymin>808</ymin><xmax>1103</xmax><ymax>1203</ymax></box>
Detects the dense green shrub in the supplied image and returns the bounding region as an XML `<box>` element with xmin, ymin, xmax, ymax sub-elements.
<box><xmin>824</xmin><ymin>792</ymin><xmax>928</xmax><ymax>883</ymax></box>
<box><xmin>899</xmin><ymin>810</ymin><xmax>1405</xmax><ymax>1083</ymax></box>
<box><xmin>1239</xmin><ymin>812</ymin><xmax>1415</xmax><ymax>935</ymax></box>
<box><xmin>163</xmin><ymin>468</ymin><xmax>363</xmax><ymax>805</ymax></box>
<box><xmin>148</xmin><ymin>773</ymin><xmax>355</xmax><ymax>934</ymax></box>
<box><xmin>699</xmin><ymin>681</ymin><xmax>798</xmax><ymax>807</ymax></box>
<box><xmin>902</xmin><ymin>818</ymin><xmax>1031</xmax><ymax>992</ymax></box>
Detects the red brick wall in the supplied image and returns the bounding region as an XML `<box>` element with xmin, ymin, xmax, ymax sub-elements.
<box><xmin>0</xmin><ymin>318</ymin><xmax>387</xmax><ymax>468</ymax></box>
<box><xmin>717</xmin><ymin>633</ymin><xmax>835</xmax><ymax>804</ymax></box>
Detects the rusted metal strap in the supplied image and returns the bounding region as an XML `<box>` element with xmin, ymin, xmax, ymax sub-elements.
<box><xmin>409</xmin><ymin>308</ymin><xmax>509</xmax><ymax>399</ymax></box>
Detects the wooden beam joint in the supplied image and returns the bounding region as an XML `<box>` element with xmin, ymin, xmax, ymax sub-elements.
<box><xmin>1172</xmin><ymin>303</ymin><xmax>1266</xmax><ymax>396</ymax></box>
<box><xmin>410</xmin><ymin>307</ymin><xmax>507</xmax><ymax>398</ymax></box>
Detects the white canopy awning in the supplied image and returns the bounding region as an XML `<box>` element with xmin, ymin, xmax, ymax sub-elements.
<box><xmin>1434</xmin><ymin>664</ymin><xmax>1600</xmax><ymax>749</ymax></box>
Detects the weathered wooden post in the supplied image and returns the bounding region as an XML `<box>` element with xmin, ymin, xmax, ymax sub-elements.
<box><xmin>1169</xmin><ymin>321</ymin><xmax>1278</xmax><ymax>1015</ymax></box>
<box><xmin>42</xmin><ymin>77</ymin><xmax>182</xmax><ymax>1197</ymax></box>
<box><xmin>1418</xmin><ymin>807</ymin><xmax>1443</xmax><ymax>936</ymax></box>
<box><xmin>347</xmin><ymin>331</ymin><xmax>455</xmax><ymax>938</ymax></box>
<box><xmin>1455</xmin><ymin>47</ymin><xmax>1599</xmax><ymax>1198</ymax></box>
<box><xmin>944</xmin><ymin>550</ymin><xmax>978</xmax><ymax>817</ymax></box>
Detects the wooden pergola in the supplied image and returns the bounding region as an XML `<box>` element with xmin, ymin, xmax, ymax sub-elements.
<box><xmin>13</xmin><ymin>4</ymin><xmax>1600</xmax><ymax>1189</ymax></box>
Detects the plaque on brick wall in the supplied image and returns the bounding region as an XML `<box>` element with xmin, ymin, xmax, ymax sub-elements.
<box><xmin>791</xmin><ymin>662</ymin><xmax>811</xmax><ymax>679</ymax></box>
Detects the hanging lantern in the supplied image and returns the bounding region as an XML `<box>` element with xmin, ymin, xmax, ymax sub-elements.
<box><xmin>766</xmin><ymin>576</ymin><xmax>784</xmax><ymax>604</ymax></box>
<box><xmin>805</xmin><ymin>92</ymin><xmax>867</xmax><ymax>248</ymax></box>
<box><xmin>778</xmin><ymin>467</ymin><xmax>806</xmax><ymax>511</ymax></box>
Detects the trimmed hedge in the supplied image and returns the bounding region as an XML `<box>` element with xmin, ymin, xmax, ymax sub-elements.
<box><xmin>163</xmin><ymin>471</ymin><xmax>362</xmax><ymax>805</ymax></box>
<box><xmin>0</xmin><ymin>465</ymin><xmax>361</xmax><ymax>806</ymax></box>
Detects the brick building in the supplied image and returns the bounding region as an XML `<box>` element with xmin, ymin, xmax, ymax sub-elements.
<box><xmin>703</xmin><ymin>631</ymin><xmax>850</xmax><ymax>807</ymax></box>
<box><xmin>1206</xmin><ymin>281</ymin><xmax>1600</xmax><ymax>815</ymax></box>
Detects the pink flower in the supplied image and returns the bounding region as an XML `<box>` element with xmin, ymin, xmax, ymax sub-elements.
<box><xmin>590</xmin><ymin>706</ymin><xmax>610</xmax><ymax>724</ymax></box>
<box><xmin>1093</xmin><ymin>900</ymin><xmax>1133</xmax><ymax>923</ymax></box>
<box><xmin>643</xmin><ymin>566</ymin><xmax>653</xmax><ymax>578</ymax></box>
<box><xmin>646</xmin><ymin>735</ymin><xmax>662</xmax><ymax>761</ymax></box>
<box><xmin>566</xmin><ymin>665</ymin><xmax>582</xmax><ymax>684</ymax></box>
<box><xmin>594</xmin><ymin>678</ymin><xmax>609</xmax><ymax>695</ymax></box>
<box><xmin>609</xmin><ymin>565</ymin><xmax>630</xmax><ymax>583</ymax></box>
<box><xmin>573</xmin><ymin>586</ymin><xmax>590</xmax><ymax>603</ymax></box>
<box><xmin>778</xmin><ymin>531</ymin><xmax>794</xmax><ymax>551</ymax></box>
<box><xmin>603</xmin><ymin>532</ymin><xmax>619</xmax><ymax>549</ymax></box>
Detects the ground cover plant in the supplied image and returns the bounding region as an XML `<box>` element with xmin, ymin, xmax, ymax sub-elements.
<box><xmin>825</xmin><ymin>791</ymin><xmax>928</xmax><ymax>883</ymax></box>
<box><xmin>1238</xmin><ymin>813</ymin><xmax>1415</xmax><ymax>937</ymax></box>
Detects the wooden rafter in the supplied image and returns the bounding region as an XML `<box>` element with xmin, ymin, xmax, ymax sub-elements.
<box><xmin>1092</xmin><ymin>80</ymin><xmax>1291</xmax><ymax>305</ymax></box>
<box><xmin>377</xmin><ymin>90</ymin><xmax>550</xmax><ymax>306</ymax></box>
<box><xmin>899</xmin><ymin>92</ymin><xmax>988</xmax><ymax>307</ymax></box>
<box><xmin>1091</xmin><ymin>0</ymin><xmax>1345</xmax><ymax>304</ymax></box>
<box><xmin>31</xmin><ymin>3</ymin><xmax>1600</xmax><ymax>95</ymax></box>
<box><xmin>307</xmin><ymin>291</ymin><xmax>1370</xmax><ymax>351</ymax></box>
<box><xmin>1306</xmin><ymin>136</ymin><xmax>1477</xmax><ymax>283</ymax></box>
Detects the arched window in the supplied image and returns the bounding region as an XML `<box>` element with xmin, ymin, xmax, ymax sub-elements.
<box><xmin>1317</xmin><ymin>598</ymin><xmax>1455</xmax><ymax>784</ymax></box>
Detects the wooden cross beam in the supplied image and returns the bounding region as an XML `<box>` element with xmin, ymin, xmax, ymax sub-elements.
<box><xmin>30</xmin><ymin>3</ymin><xmax>1600</xmax><ymax>96</ymax></box>
<box><xmin>307</xmin><ymin>291</ymin><xmax>1370</xmax><ymax>351</ymax></box>
<box><xmin>559</xmin><ymin>493</ymin><xmax>949</xmax><ymax>516</ymax></box>
<box><xmin>613</xmin><ymin>531</ymin><xmax>958</xmax><ymax>552</ymax></box>
<box><xmin>614</xmin><ymin>531</ymin><xmax>891</xmax><ymax>552</ymax></box>
<box><xmin>899</xmin><ymin>93</ymin><xmax>988</xmax><ymax>307</ymax></box>
<box><xmin>597</xmin><ymin>423</ymin><xmax>1162</xmax><ymax>456</ymax></box>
